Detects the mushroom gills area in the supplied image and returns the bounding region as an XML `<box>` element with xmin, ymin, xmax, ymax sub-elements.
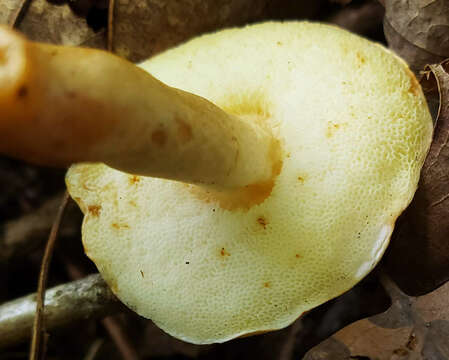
<box><xmin>66</xmin><ymin>22</ymin><xmax>432</xmax><ymax>344</ymax></box>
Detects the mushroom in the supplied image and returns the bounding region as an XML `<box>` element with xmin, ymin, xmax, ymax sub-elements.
<box><xmin>0</xmin><ymin>22</ymin><xmax>433</xmax><ymax>344</ymax></box>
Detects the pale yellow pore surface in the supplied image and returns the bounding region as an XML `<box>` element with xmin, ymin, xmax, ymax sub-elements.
<box><xmin>66</xmin><ymin>22</ymin><xmax>432</xmax><ymax>344</ymax></box>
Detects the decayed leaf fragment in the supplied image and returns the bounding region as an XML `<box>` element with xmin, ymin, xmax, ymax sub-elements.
<box><xmin>385</xmin><ymin>59</ymin><xmax>449</xmax><ymax>296</ymax></box>
<box><xmin>304</xmin><ymin>275</ymin><xmax>449</xmax><ymax>360</ymax></box>
<box><xmin>384</xmin><ymin>0</ymin><xmax>449</xmax><ymax>71</ymax></box>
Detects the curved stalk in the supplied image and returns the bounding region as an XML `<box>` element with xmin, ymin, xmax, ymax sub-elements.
<box><xmin>0</xmin><ymin>26</ymin><xmax>279</xmax><ymax>189</ymax></box>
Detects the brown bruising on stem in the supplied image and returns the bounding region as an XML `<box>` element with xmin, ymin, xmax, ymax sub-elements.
<box><xmin>176</xmin><ymin>117</ymin><xmax>193</xmax><ymax>144</ymax></box>
<box><xmin>0</xmin><ymin>29</ymin><xmax>31</xmax><ymax>121</ymax></box>
<box><xmin>151</xmin><ymin>129</ymin><xmax>167</xmax><ymax>147</ymax></box>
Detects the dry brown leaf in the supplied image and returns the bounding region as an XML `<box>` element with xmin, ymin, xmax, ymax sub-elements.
<box><xmin>0</xmin><ymin>193</ymin><xmax>81</xmax><ymax>262</ymax></box>
<box><xmin>304</xmin><ymin>276</ymin><xmax>449</xmax><ymax>360</ymax></box>
<box><xmin>384</xmin><ymin>0</ymin><xmax>449</xmax><ymax>71</ymax></box>
<box><xmin>0</xmin><ymin>0</ymin><xmax>276</xmax><ymax>62</ymax></box>
<box><xmin>328</xmin><ymin>1</ymin><xmax>384</xmax><ymax>35</ymax></box>
<box><xmin>111</xmin><ymin>0</ymin><xmax>270</xmax><ymax>61</ymax></box>
<box><xmin>0</xmin><ymin>0</ymin><xmax>26</xmax><ymax>26</ymax></box>
<box><xmin>385</xmin><ymin>60</ymin><xmax>449</xmax><ymax>296</ymax></box>
<box><xmin>0</xmin><ymin>0</ymin><xmax>104</xmax><ymax>46</ymax></box>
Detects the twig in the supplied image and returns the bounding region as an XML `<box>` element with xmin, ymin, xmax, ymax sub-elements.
<box><xmin>29</xmin><ymin>192</ymin><xmax>70</xmax><ymax>360</ymax></box>
<box><xmin>107</xmin><ymin>0</ymin><xmax>115</xmax><ymax>52</ymax></box>
<box><xmin>83</xmin><ymin>339</ymin><xmax>104</xmax><ymax>360</ymax></box>
<box><xmin>102</xmin><ymin>317</ymin><xmax>140</xmax><ymax>360</ymax></box>
<box><xmin>64</xmin><ymin>258</ymin><xmax>139</xmax><ymax>360</ymax></box>
<box><xmin>8</xmin><ymin>0</ymin><xmax>32</xmax><ymax>28</ymax></box>
<box><xmin>0</xmin><ymin>274</ymin><xmax>120</xmax><ymax>349</ymax></box>
<box><xmin>0</xmin><ymin>193</ymin><xmax>80</xmax><ymax>263</ymax></box>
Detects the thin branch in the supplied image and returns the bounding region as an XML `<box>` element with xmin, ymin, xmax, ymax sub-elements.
<box><xmin>83</xmin><ymin>339</ymin><xmax>104</xmax><ymax>360</ymax></box>
<box><xmin>64</xmin><ymin>258</ymin><xmax>139</xmax><ymax>360</ymax></box>
<box><xmin>0</xmin><ymin>274</ymin><xmax>121</xmax><ymax>349</ymax></box>
<box><xmin>107</xmin><ymin>0</ymin><xmax>115</xmax><ymax>52</ymax></box>
<box><xmin>0</xmin><ymin>193</ymin><xmax>80</xmax><ymax>263</ymax></box>
<box><xmin>29</xmin><ymin>192</ymin><xmax>70</xmax><ymax>360</ymax></box>
<box><xmin>9</xmin><ymin>0</ymin><xmax>33</xmax><ymax>28</ymax></box>
<box><xmin>102</xmin><ymin>317</ymin><xmax>140</xmax><ymax>360</ymax></box>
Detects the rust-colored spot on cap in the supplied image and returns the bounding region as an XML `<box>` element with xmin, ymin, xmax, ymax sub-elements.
<box><xmin>326</xmin><ymin>122</ymin><xmax>340</xmax><ymax>138</ymax></box>
<box><xmin>406</xmin><ymin>68</ymin><xmax>420</xmax><ymax>96</ymax></box>
<box><xmin>129</xmin><ymin>175</ymin><xmax>140</xmax><ymax>184</ymax></box>
<box><xmin>356</xmin><ymin>52</ymin><xmax>366</xmax><ymax>65</ymax></box>
<box><xmin>257</xmin><ymin>216</ymin><xmax>268</xmax><ymax>229</ymax></box>
<box><xmin>88</xmin><ymin>205</ymin><xmax>101</xmax><ymax>217</ymax></box>
<box><xmin>263</xmin><ymin>282</ymin><xmax>271</xmax><ymax>288</ymax></box>
<box><xmin>112</xmin><ymin>223</ymin><xmax>130</xmax><ymax>230</ymax></box>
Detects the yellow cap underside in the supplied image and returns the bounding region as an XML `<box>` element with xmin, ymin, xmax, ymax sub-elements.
<box><xmin>66</xmin><ymin>22</ymin><xmax>432</xmax><ymax>344</ymax></box>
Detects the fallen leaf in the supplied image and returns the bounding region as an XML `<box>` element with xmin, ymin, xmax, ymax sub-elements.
<box><xmin>328</xmin><ymin>1</ymin><xmax>385</xmax><ymax>36</ymax></box>
<box><xmin>0</xmin><ymin>0</ymin><xmax>277</xmax><ymax>62</ymax></box>
<box><xmin>0</xmin><ymin>193</ymin><xmax>81</xmax><ymax>262</ymax></box>
<box><xmin>111</xmin><ymin>0</ymin><xmax>271</xmax><ymax>61</ymax></box>
<box><xmin>0</xmin><ymin>0</ymin><xmax>25</xmax><ymax>26</ymax></box>
<box><xmin>384</xmin><ymin>0</ymin><xmax>449</xmax><ymax>71</ymax></box>
<box><xmin>304</xmin><ymin>275</ymin><xmax>449</xmax><ymax>360</ymax></box>
<box><xmin>4</xmin><ymin>0</ymin><xmax>104</xmax><ymax>47</ymax></box>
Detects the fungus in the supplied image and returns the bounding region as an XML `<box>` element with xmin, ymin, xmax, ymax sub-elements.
<box><xmin>0</xmin><ymin>22</ymin><xmax>433</xmax><ymax>344</ymax></box>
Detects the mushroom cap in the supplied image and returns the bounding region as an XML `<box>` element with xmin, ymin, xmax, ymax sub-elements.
<box><xmin>66</xmin><ymin>22</ymin><xmax>432</xmax><ymax>344</ymax></box>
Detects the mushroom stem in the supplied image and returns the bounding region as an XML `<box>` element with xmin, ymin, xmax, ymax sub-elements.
<box><xmin>0</xmin><ymin>26</ymin><xmax>279</xmax><ymax>189</ymax></box>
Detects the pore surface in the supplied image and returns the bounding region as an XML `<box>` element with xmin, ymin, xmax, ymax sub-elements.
<box><xmin>66</xmin><ymin>22</ymin><xmax>432</xmax><ymax>343</ymax></box>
